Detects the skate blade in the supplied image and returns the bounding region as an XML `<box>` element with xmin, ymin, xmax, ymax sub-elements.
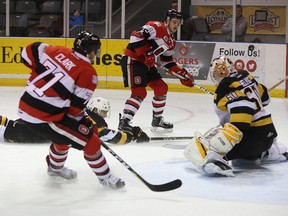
<box><xmin>47</xmin><ymin>175</ymin><xmax>78</xmax><ymax>184</ymax></box>
<box><xmin>203</xmin><ymin>163</ymin><xmax>235</xmax><ymax>177</ymax></box>
<box><xmin>150</xmin><ymin>127</ymin><xmax>173</xmax><ymax>133</ymax></box>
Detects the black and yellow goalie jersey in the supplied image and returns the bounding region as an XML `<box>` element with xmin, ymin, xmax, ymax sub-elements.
<box><xmin>214</xmin><ymin>70</ymin><xmax>275</xmax><ymax>134</ymax></box>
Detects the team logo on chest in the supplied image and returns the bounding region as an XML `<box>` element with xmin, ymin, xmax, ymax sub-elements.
<box><xmin>163</xmin><ymin>35</ymin><xmax>175</xmax><ymax>49</ymax></box>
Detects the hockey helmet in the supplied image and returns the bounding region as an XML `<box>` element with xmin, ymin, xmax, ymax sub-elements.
<box><xmin>87</xmin><ymin>97</ymin><xmax>111</xmax><ymax>118</ymax></box>
<box><xmin>73</xmin><ymin>31</ymin><xmax>101</xmax><ymax>57</ymax></box>
<box><xmin>209</xmin><ymin>56</ymin><xmax>236</xmax><ymax>86</ymax></box>
<box><xmin>165</xmin><ymin>9</ymin><xmax>183</xmax><ymax>24</ymax></box>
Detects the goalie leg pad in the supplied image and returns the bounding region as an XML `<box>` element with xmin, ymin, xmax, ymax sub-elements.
<box><xmin>208</xmin><ymin>123</ymin><xmax>243</xmax><ymax>154</ymax></box>
<box><xmin>184</xmin><ymin>135</ymin><xmax>208</xmax><ymax>173</ymax></box>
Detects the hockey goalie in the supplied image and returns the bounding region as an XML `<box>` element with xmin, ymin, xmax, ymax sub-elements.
<box><xmin>184</xmin><ymin>56</ymin><xmax>288</xmax><ymax>177</ymax></box>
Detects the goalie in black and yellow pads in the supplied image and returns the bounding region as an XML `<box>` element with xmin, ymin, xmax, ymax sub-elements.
<box><xmin>184</xmin><ymin>56</ymin><xmax>287</xmax><ymax>177</ymax></box>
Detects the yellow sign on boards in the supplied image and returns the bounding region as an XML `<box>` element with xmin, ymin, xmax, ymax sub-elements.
<box><xmin>0</xmin><ymin>38</ymin><xmax>129</xmax><ymax>87</ymax></box>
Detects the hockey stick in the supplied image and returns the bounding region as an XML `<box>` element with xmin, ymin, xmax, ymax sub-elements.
<box><xmin>163</xmin><ymin>144</ymin><xmax>187</xmax><ymax>150</ymax></box>
<box><xmin>268</xmin><ymin>75</ymin><xmax>288</xmax><ymax>91</ymax></box>
<box><xmin>155</xmin><ymin>63</ymin><xmax>214</xmax><ymax>95</ymax></box>
<box><xmin>101</xmin><ymin>142</ymin><xmax>182</xmax><ymax>192</ymax></box>
<box><xmin>151</xmin><ymin>136</ymin><xmax>193</xmax><ymax>141</ymax></box>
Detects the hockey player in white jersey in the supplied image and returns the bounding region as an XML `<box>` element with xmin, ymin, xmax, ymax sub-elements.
<box><xmin>184</xmin><ymin>56</ymin><xmax>288</xmax><ymax>177</ymax></box>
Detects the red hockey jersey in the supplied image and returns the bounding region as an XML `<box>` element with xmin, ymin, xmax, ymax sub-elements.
<box><xmin>124</xmin><ymin>21</ymin><xmax>181</xmax><ymax>72</ymax></box>
<box><xmin>18</xmin><ymin>42</ymin><xmax>98</xmax><ymax>123</ymax></box>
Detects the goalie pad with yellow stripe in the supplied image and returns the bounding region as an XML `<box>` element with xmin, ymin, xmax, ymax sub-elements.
<box><xmin>184</xmin><ymin>123</ymin><xmax>243</xmax><ymax>172</ymax></box>
<box><xmin>184</xmin><ymin>134</ymin><xmax>208</xmax><ymax>172</ymax></box>
<box><xmin>207</xmin><ymin>123</ymin><xmax>243</xmax><ymax>154</ymax></box>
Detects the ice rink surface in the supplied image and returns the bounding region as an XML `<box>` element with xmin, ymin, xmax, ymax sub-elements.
<box><xmin>0</xmin><ymin>86</ymin><xmax>287</xmax><ymax>216</ymax></box>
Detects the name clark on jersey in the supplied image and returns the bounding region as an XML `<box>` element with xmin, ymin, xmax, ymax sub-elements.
<box><xmin>55</xmin><ymin>53</ymin><xmax>76</xmax><ymax>71</ymax></box>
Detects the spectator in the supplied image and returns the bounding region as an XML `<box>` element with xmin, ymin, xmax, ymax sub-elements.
<box><xmin>69</xmin><ymin>9</ymin><xmax>84</xmax><ymax>28</ymax></box>
<box><xmin>221</xmin><ymin>4</ymin><xmax>247</xmax><ymax>42</ymax></box>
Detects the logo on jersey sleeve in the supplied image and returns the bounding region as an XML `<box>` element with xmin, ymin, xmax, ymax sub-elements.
<box><xmin>79</xmin><ymin>124</ymin><xmax>89</xmax><ymax>135</ymax></box>
<box><xmin>134</xmin><ymin>76</ymin><xmax>141</xmax><ymax>84</ymax></box>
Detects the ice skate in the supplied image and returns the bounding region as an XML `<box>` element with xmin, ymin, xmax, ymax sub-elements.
<box><xmin>261</xmin><ymin>140</ymin><xmax>288</xmax><ymax>163</ymax></box>
<box><xmin>118</xmin><ymin>115</ymin><xmax>133</xmax><ymax>134</ymax></box>
<box><xmin>204</xmin><ymin>161</ymin><xmax>234</xmax><ymax>177</ymax></box>
<box><xmin>99</xmin><ymin>174</ymin><xmax>125</xmax><ymax>189</ymax></box>
<box><xmin>46</xmin><ymin>155</ymin><xmax>77</xmax><ymax>180</ymax></box>
<box><xmin>151</xmin><ymin>116</ymin><xmax>173</xmax><ymax>133</ymax></box>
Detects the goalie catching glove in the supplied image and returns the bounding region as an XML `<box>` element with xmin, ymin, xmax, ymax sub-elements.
<box><xmin>177</xmin><ymin>68</ymin><xmax>194</xmax><ymax>87</ymax></box>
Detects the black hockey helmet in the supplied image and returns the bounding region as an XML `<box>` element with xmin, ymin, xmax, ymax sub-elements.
<box><xmin>73</xmin><ymin>31</ymin><xmax>101</xmax><ymax>56</ymax></box>
<box><xmin>165</xmin><ymin>9</ymin><xmax>183</xmax><ymax>24</ymax></box>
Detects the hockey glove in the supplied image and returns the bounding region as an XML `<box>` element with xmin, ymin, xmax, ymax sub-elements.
<box><xmin>80</xmin><ymin>115</ymin><xmax>98</xmax><ymax>134</ymax></box>
<box><xmin>132</xmin><ymin>126</ymin><xmax>150</xmax><ymax>143</ymax></box>
<box><xmin>178</xmin><ymin>68</ymin><xmax>194</xmax><ymax>87</ymax></box>
<box><xmin>144</xmin><ymin>51</ymin><xmax>156</xmax><ymax>68</ymax></box>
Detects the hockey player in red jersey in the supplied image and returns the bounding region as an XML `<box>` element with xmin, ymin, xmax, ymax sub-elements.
<box><xmin>17</xmin><ymin>31</ymin><xmax>125</xmax><ymax>189</ymax></box>
<box><xmin>118</xmin><ymin>9</ymin><xmax>194</xmax><ymax>134</ymax></box>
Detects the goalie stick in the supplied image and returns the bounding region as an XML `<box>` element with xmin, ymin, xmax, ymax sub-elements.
<box><xmin>163</xmin><ymin>144</ymin><xmax>187</xmax><ymax>150</ymax></box>
<box><xmin>151</xmin><ymin>136</ymin><xmax>193</xmax><ymax>141</ymax></box>
<box><xmin>101</xmin><ymin>142</ymin><xmax>182</xmax><ymax>192</ymax></box>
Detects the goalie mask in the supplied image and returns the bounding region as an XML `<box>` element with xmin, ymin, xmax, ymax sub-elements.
<box><xmin>87</xmin><ymin>97</ymin><xmax>111</xmax><ymax>118</ymax></box>
<box><xmin>209</xmin><ymin>56</ymin><xmax>236</xmax><ymax>86</ymax></box>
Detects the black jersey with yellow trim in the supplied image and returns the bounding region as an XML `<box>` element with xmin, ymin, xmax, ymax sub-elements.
<box><xmin>214</xmin><ymin>70</ymin><xmax>272</xmax><ymax>131</ymax></box>
<box><xmin>86</xmin><ymin>109</ymin><xmax>133</xmax><ymax>144</ymax></box>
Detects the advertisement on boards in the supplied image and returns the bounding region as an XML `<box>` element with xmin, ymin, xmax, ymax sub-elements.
<box><xmin>0</xmin><ymin>38</ymin><xmax>128</xmax><ymax>87</ymax></box>
<box><xmin>212</xmin><ymin>42</ymin><xmax>265</xmax><ymax>83</ymax></box>
<box><xmin>197</xmin><ymin>6</ymin><xmax>285</xmax><ymax>35</ymax></box>
<box><xmin>0</xmin><ymin>38</ymin><xmax>285</xmax><ymax>97</ymax></box>
<box><xmin>158</xmin><ymin>42</ymin><xmax>216</xmax><ymax>80</ymax></box>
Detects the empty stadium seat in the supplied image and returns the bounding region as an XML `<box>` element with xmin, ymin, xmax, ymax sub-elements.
<box><xmin>27</xmin><ymin>26</ymin><xmax>53</xmax><ymax>37</ymax></box>
<box><xmin>10</xmin><ymin>13</ymin><xmax>27</xmax><ymax>36</ymax></box>
<box><xmin>0</xmin><ymin>28</ymin><xmax>5</xmax><ymax>36</ymax></box>
<box><xmin>15</xmin><ymin>0</ymin><xmax>37</xmax><ymax>13</ymax></box>
<box><xmin>0</xmin><ymin>0</ymin><xmax>15</xmax><ymax>13</ymax></box>
<box><xmin>39</xmin><ymin>14</ymin><xmax>61</xmax><ymax>27</ymax></box>
<box><xmin>40</xmin><ymin>0</ymin><xmax>62</xmax><ymax>14</ymax></box>
<box><xmin>69</xmin><ymin>1</ymin><xmax>82</xmax><ymax>13</ymax></box>
<box><xmin>81</xmin><ymin>0</ymin><xmax>102</xmax><ymax>21</ymax></box>
<box><xmin>0</xmin><ymin>13</ymin><xmax>5</xmax><ymax>27</ymax></box>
